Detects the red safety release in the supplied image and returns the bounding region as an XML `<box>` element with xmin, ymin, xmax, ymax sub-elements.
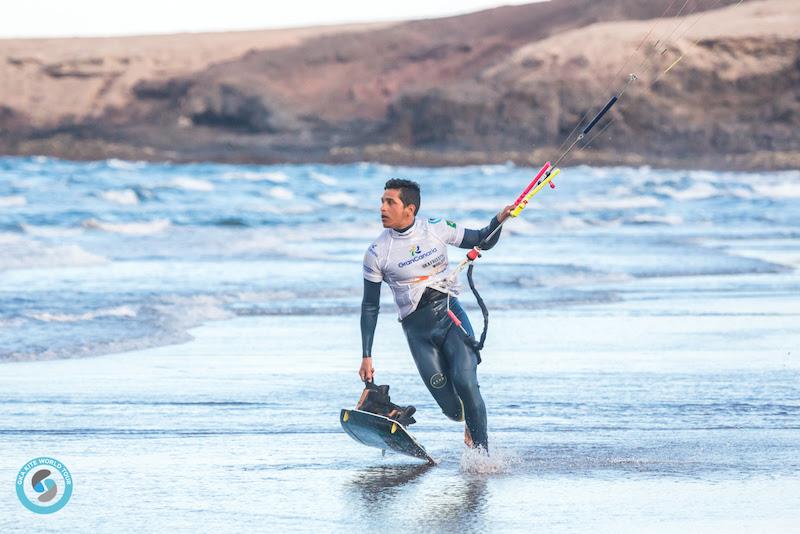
<box><xmin>447</xmin><ymin>310</ymin><xmax>462</xmax><ymax>327</ymax></box>
<box><xmin>467</xmin><ymin>248</ymin><xmax>481</xmax><ymax>261</ymax></box>
<box><xmin>549</xmin><ymin>181</ymin><xmax>556</xmax><ymax>189</ymax></box>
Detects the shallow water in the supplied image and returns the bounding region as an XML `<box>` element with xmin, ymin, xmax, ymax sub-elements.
<box><xmin>1</xmin><ymin>312</ymin><xmax>799</xmax><ymax>531</ymax></box>
<box><xmin>1</xmin><ymin>158</ymin><xmax>799</xmax><ymax>530</ymax></box>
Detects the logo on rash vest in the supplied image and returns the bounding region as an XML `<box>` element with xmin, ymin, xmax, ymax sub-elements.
<box><xmin>446</xmin><ymin>220</ymin><xmax>456</xmax><ymax>229</ymax></box>
<box><xmin>428</xmin><ymin>217</ymin><xmax>441</xmax><ymax>224</ymax></box>
<box><xmin>430</xmin><ymin>373</ymin><xmax>447</xmax><ymax>389</ymax></box>
<box><xmin>409</xmin><ymin>245</ymin><xmax>421</xmax><ymax>257</ymax></box>
<box><xmin>398</xmin><ymin>247</ymin><xmax>438</xmax><ymax>268</ymax></box>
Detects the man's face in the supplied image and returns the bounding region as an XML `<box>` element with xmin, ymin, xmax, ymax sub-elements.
<box><xmin>381</xmin><ymin>189</ymin><xmax>415</xmax><ymax>229</ymax></box>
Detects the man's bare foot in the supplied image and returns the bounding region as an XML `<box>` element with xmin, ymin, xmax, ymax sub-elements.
<box><xmin>464</xmin><ymin>424</ymin><xmax>474</xmax><ymax>448</ymax></box>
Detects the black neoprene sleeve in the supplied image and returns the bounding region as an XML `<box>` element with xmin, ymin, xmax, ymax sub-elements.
<box><xmin>360</xmin><ymin>279</ymin><xmax>381</xmax><ymax>357</ymax></box>
<box><xmin>459</xmin><ymin>215</ymin><xmax>502</xmax><ymax>250</ymax></box>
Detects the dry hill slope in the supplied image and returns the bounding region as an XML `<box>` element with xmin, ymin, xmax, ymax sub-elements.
<box><xmin>0</xmin><ymin>0</ymin><xmax>797</xmax><ymax>169</ymax></box>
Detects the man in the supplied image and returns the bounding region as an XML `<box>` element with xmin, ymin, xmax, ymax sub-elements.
<box><xmin>359</xmin><ymin>178</ymin><xmax>513</xmax><ymax>452</ymax></box>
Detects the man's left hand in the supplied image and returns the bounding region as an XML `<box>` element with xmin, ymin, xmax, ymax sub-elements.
<box><xmin>497</xmin><ymin>203</ymin><xmax>515</xmax><ymax>224</ymax></box>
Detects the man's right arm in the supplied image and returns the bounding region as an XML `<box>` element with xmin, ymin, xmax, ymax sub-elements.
<box><xmin>359</xmin><ymin>279</ymin><xmax>381</xmax><ymax>381</ymax></box>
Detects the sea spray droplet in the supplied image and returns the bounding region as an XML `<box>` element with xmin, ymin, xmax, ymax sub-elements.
<box><xmin>459</xmin><ymin>446</ymin><xmax>521</xmax><ymax>475</ymax></box>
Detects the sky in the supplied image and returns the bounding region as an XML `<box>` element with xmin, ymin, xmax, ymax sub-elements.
<box><xmin>0</xmin><ymin>1</ymin><xmax>541</xmax><ymax>39</ymax></box>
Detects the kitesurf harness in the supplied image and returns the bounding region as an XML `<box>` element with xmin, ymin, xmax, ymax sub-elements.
<box><xmin>438</xmin><ymin>0</ymin><xmax>740</xmax><ymax>350</ymax></box>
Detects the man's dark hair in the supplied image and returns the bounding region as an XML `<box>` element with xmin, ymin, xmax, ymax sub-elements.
<box><xmin>384</xmin><ymin>179</ymin><xmax>421</xmax><ymax>215</ymax></box>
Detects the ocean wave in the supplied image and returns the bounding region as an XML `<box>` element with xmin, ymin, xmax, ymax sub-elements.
<box><xmin>106</xmin><ymin>159</ymin><xmax>146</xmax><ymax>170</ymax></box>
<box><xmin>483</xmin><ymin>163</ymin><xmax>515</xmax><ymax>174</ymax></box>
<box><xmin>0</xmin><ymin>329</ymin><xmax>192</xmax><ymax>363</ymax></box>
<box><xmin>1</xmin><ymin>293</ymin><xmax>236</xmax><ymax>362</ymax></box>
<box><xmin>0</xmin><ymin>317</ymin><xmax>24</xmax><ymax>328</ymax></box>
<box><xmin>0</xmin><ymin>232</ymin><xmax>22</xmax><ymax>245</ymax></box>
<box><xmin>224</xmin><ymin>235</ymin><xmax>283</xmax><ymax>253</ymax></box>
<box><xmin>557</xmin><ymin>216</ymin><xmax>593</xmax><ymax>230</ymax></box>
<box><xmin>625</xmin><ymin>214</ymin><xmax>684</xmax><ymax>226</ymax></box>
<box><xmin>27</xmin><ymin>305</ymin><xmax>138</xmax><ymax>323</ymax></box>
<box><xmin>152</xmin><ymin>294</ymin><xmax>235</xmax><ymax>327</ymax></box>
<box><xmin>655</xmin><ymin>182</ymin><xmax>719</xmax><ymax>201</ymax></box>
<box><xmin>752</xmin><ymin>182</ymin><xmax>800</xmax><ymax>199</ymax></box>
<box><xmin>168</xmin><ymin>177</ymin><xmax>215</xmax><ymax>192</ymax></box>
<box><xmin>318</xmin><ymin>192</ymin><xmax>359</xmax><ymax>207</ymax></box>
<box><xmin>221</xmin><ymin>170</ymin><xmax>290</xmax><ymax>183</ymax></box>
<box><xmin>20</xmin><ymin>224</ymin><xmax>84</xmax><ymax>238</ymax></box>
<box><xmin>268</xmin><ymin>186</ymin><xmax>294</xmax><ymax>200</ymax></box>
<box><xmin>234</xmin><ymin>290</ymin><xmax>299</xmax><ymax>302</ymax></box>
<box><xmin>424</xmin><ymin>198</ymin><xmax>508</xmax><ymax>212</ymax></box>
<box><xmin>540</xmin><ymin>271</ymin><xmax>634</xmax><ymax>288</ymax></box>
<box><xmin>0</xmin><ymin>241</ymin><xmax>107</xmax><ymax>270</ymax></box>
<box><xmin>83</xmin><ymin>218</ymin><xmax>171</xmax><ymax>235</ymax></box>
<box><xmin>309</xmin><ymin>171</ymin><xmax>338</xmax><ymax>186</ymax></box>
<box><xmin>258</xmin><ymin>204</ymin><xmax>315</xmax><ymax>215</ymax></box>
<box><xmin>310</xmin><ymin>224</ymin><xmax>382</xmax><ymax>241</ymax></box>
<box><xmin>101</xmin><ymin>189</ymin><xmax>140</xmax><ymax>205</ymax></box>
<box><xmin>557</xmin><ymin>196</ymin><xmax>663</xmax><ymax>211</ymax></box>
<box><xmin>0</xmin><ymin>195</ymin><xmax>26</xmax><ymax>207</ymax></box>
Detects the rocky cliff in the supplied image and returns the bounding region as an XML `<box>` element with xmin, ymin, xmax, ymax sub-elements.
<box><xmin>0</xmin><ymin>0</ymin><xmax>797</xmax><ymax>170</ymax></box>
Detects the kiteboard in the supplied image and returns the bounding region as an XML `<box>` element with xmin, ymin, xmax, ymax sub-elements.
<box><xmin>340</xmin><ymin>409</ymin><xmax>435</xmax><ymax>464</ymax></box>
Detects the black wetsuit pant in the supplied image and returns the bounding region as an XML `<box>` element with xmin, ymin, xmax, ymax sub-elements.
<box><xmin>401</xmin><ymin>292</ymin><xmax>488</xmax><ymax>450</ymax></box>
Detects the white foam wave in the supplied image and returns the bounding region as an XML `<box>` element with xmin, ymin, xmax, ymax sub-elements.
<box><xmin>154</xmin><ymin>294</ymin><xmax>234</xmax><ymax>326</ymax></box>
<box><xmin>752</xmin><ymin>182</ymin><xmax>800</xmax><ymax>199</ymax></box>
<box><xmin>224</xmin><ymin>235</ymin><xmax>283</xmax><ymax>254</ymax></box>
<box><xmin>0</xmin><ymin>241</ymin><xmax>107</xmax><ymax>270</ymax></box>
<box><xmin>559</xmin><ymin>196</ymin><xmax>663</xmax><ymax>211</ymax></box>
<box><xmin>27</xmin><ymin>305</ymin><xmax>138</xmax><ymax>323</ymax></box>
<box><xmin>318</xmin><ymin>192</ymin><xmax>359</xmax><ymax>207</ymax></box>
<box><xmin>557</xmin><ymin>216</ymin><xmax>592</xmax><ymax>230</ymax></box>
<box><xmin>309</xmin><ymin>171</ymin><xmax>338</xmax><ymax>186</ymax></box>
<box><xmin>0</xmin><ymin>317</ymin><xmax>25</xmax><ymax>328</ymax></box>
<box><xmin>268</xmin><ymin>186</ymin><xmax>294</xmax><ymax>200</ymax></box>
<box><xmin>9</xmin><ymin>178</ymin><xmax>37</xmax><ymax>189</ymax></box>
<box><xmin>83</xmin><ymin>218</ymin><xmax>171</xmax><ymax>235</ymax></box>
<box><xmin>101</xmin><ymin>189</ymin><xmax>140</xmax><ymax>205</ymax></box>
<box><xmin>168</xmin><ymin>177</ymin><xmax>215</xmax><ymax>192</ymax></box>
<box><xmin>221</xmin><ymin>170</ymin><xmax>290</xmax><ymax>183</ymax></box>
<box><xmin>106</xmin><ymin>158</ymin><xmax>145</xmax><ymax>170</ymax></box>
<box><xmin>732</xmin><ymin>188</ymin><xmax>755</xmax><ymax>199</ymax></box>
<box><xmin>478</xmin><ymin>164</ymin><xmax>511</xmax><ymax>176</ymax></box>
<box><xmin>424</xmin><ymin>198</ymin><xmax>508</xmax><ymax>212</ymax></box>
<box><xmin>542</xmin><ymin>271</ymin><xmax>634</xmax><ymax>287</ymax></box>
<box><xmin>235</xmin><ymin>290</ymin><xmax>299</xmax><ymax>302</ymax></box>
<box><xmin>0</xmin><ymin>195</ymin><xmax>26</xmax><ymax>207</ymax></box>
<box><xmin>0</xmin><ymin>232</ymin><xmax>23</xmax><ymax>245</ymax></box>
<box><xmin>20</xmin><ymin>224</ymin><xmax>84</xmax><ymax>238</ymax></box>
<box><xmin>655</xmin><ymin>182</ymin><xmax>718</xmax><ymax>201</ymax></box>
<box><xmin>627</xmin><ymin>214</ymin><xmax>683</xmax><ymax>225</ymax></box>
<box><xmin>310</xmin><ymin>224</ymin><xmax>381</xmax><ymax>241</ymax></box>
<box><xmin>258</xmin><ymin>204</ymin><xmax>314</xmax><ymax>215</ymax></box>
<box><xmin>503</xmin><ymin>217</ymin><xmax>556</xmax><ymax>235</ymax></box>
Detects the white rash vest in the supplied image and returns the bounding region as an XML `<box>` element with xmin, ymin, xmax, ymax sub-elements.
<box><xmin>363</xmin><ymin>217</ymin><xmax>466</xmax><ymax>320</ymax></box>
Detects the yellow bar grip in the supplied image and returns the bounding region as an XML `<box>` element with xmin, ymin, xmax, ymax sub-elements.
<box><xmin>510</xmin><ymin>168</ymin><xmax>560</xmax><ymax>216</ymax></box>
